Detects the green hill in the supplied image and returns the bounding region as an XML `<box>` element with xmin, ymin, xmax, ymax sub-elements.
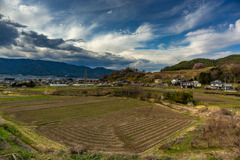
<box><xmin>162</xmin><ymin>55</ymin><xmax>240</xmax><ymax>71</ymax></box>
<box><xmin>216</xmin><ymin>54</ymin><xmax>240</xmax><ymax>64</ymax></box>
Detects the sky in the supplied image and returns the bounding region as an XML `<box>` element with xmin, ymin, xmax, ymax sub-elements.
<box><xmin>0</xmin><ymin>0</ymin><xmax>240</xmax><ymax>71</ymax></box>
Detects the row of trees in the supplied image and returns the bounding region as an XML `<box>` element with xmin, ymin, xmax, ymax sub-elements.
<box><xmin>102</xmin><ymin>67</ymin><xmax>154</xmax><ymax>83</ymax></box>
<box><xmin>11</xmin><ymin>81</ymin><xmax>36</xmax><ymax>88</ymax></box>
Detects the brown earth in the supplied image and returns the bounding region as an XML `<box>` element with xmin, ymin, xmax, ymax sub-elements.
<box><xmin>3</xmin><ymin>96</ymin><xmax>120</xmax><ymax>113</ymax></box>
<box><xmin>36</xmin><ymin>104</ymin><xmax>196</xmax><ymax>153</ymax></box>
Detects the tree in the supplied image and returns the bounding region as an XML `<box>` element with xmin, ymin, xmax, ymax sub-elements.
<box><xmin>193</xmin><ymin>63</ymin><xmax>205</xmax><ymax>69</ymax></box>
<box><xmin>198</xmin><ymin>72</ymin><xmax>212</xmax><ymax>84</ymax></box>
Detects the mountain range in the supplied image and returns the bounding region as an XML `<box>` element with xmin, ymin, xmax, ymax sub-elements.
<box><xmin>0</xmin><ymin>58</ymin><xmax>114</xmax><ymax>78</ymax></box>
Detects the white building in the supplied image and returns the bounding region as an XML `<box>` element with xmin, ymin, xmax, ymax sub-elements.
<box><xmin>211</xmin><ymin>80</ymin><xmax>223</xmax><ymax>90</ymax></box>
<box><xmin>50</xmin><ymin>84</ymin><xmax>68</xmax><ymax>87</ymax></box>
<box><xmin>171</xmin><ymin>78</ymin><xmax>180</xmax><ymax>85</ymax></box>
<box><xmin>193</xmin><ymin>81</ymin><xmax>202</xmax><ymax>87</ymax></box>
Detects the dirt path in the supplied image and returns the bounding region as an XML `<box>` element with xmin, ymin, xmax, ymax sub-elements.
<box><xmin>194</xmin><ymin>95</ymin><xmax>240</xmax><ymax>104</ymax></box>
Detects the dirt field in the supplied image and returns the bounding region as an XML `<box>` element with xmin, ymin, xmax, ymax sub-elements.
<box><xmin>3</xmin><ymin>96</ymin><xmax>126</xmax><ymax>125</ymax></box>
<box><xmin>36</xmin><ymin>104</ymin><xmax>195</xmax><ymax>153</ymax></box>
<box><xmin>2</xmin><ymin>96</ymin><xmax>120</xmax><ymax>112</ymax></box>
<box><xmin>1</xmin><ymin>95</ymin><xmax>196</xmax><ymax>153</ymax></box>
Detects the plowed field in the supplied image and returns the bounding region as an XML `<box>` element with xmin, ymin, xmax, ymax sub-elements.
<box><xmin>2</xmin><ymin>96</ymin><xmax>196</xmax><ymax>153</ymax></box>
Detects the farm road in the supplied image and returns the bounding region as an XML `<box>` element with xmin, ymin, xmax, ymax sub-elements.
<box><xmin>194</xmin><ymin>95</ymin><xmax>240</xmax><ymax>104</ymax></box>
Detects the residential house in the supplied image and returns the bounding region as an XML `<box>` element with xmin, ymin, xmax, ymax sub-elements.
<box><xmin>193</xmin><ymin>80</ymin><xmax>202</xmax><ymax>87</ymax></box>
<box><xmin>50</xmin><ymin>84</ymin><xmax>68</xmax><ymax>87</ymax></box>
<box><xmin>222</xmin><ymin>84</ymin><xmax>233</xmax><ymax>90</ymax></box>
<box><xmin>163</xmin><ymin>83</ymin><xmax>169</xmax><ymax>87</ymax></box>
<box><xmin>154</xmin><ymin>79</ymin><xmax>162</xmax><ymax>84</ymax></box>
<box><xmin>181</xmin><ymin>81</ymin><xmax>194</xmax><ymax>89</ymax></box>
<box><xmin>171</xmin><ymin>78</ymin><xmax>180</xmax><ymax>85</ymax></box>
<box><xmin>73</xmin><ymin>84</ymin><xmax>95</xmax><ymax>87</ymax></box>
<box><xmin>210</xmin><ymin>80</ymin><xmax>223</xmax><ymax>90</ymax></box>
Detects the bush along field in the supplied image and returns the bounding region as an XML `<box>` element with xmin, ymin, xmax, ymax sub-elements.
<box><xmin>52</xmin><ymin>86</ymin><xmax>198</xmax><ymax>106</ymax></box>
<box><xmin>1</xmin><ymin>86</ymin><xmax>240</xmax><ymax>159</ymax></box>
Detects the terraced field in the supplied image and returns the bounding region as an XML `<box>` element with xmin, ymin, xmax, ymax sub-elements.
<box><xmin>1</xmin><ymin>95</ymin><xmax>196</xmax><ymax>153</ymax></box>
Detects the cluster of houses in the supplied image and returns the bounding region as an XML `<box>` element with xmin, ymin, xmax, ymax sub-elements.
<box><xmin>0</xmin><ymin>74</ymin><xmax>99</xmax><ymax>87</ymax></box>
<box><xmin>98</xmin><ymin>81</ymin><xmax>160</xmax><ymax>87</ymax></box>
<box><xmin>0</xmin><ymin>74</ymin><xmax>236</xmax><ymax>91</ymax></box>
<box><xmin>170</xmin><ymin>78</ymin><xmax>202</xmax><ymax>89</ymax></box>
<box><xmin>208</xmin><ymin>80</ymin><xmax>233</xmax><ymax>90</ymax></box>
<box><xmin>170</xmin><ymin>78</ymin><xmax>234</xmax><ymax>90</ymax></box>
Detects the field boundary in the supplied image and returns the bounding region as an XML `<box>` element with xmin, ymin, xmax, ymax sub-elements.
<box><xmin>0</xmin><ymin>116</ymin><xmax>67</xmax><ymax>152</ymax></box>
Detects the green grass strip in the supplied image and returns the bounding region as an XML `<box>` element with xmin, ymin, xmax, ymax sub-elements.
<box><xmin>0</xmin><ymin>95</ymin><xmax>53</xmax><ymax>102</ymax></box>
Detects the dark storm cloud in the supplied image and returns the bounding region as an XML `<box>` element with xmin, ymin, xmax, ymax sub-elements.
<box><xmin>58</xmin><ymin>44</ymin><xmax>84</xmax><ymax>52</ymax></box>
<box><xmin>0</xmin><ymin>14</ymin><xmax>27</xmax><ymax>28</ymax></box>
<box><xmin>68</xmin><ymin>52</ymin><xmax>136</xmax><ymax>67</ymax></box>
<box><xmin>22</xmin><ymin>31</ymin><xmax>65</xmax><ymax>49</ymax></box>
<box><xmin>22</xmin><ymin>31</ymin><xmax>87</xmax><ymax>53</ymax></box>
<box><xmin>0</xmin><ymin>21</ymin><xmax>19</xmax><ymax>46</ymax></box>
<box><xmin>5</xmin><ymin>20</ymin><xmax>27</xmax><ymax>28</ymax></box>
<box><xmin>66</xmin><ymin>39</ymin><xmax>84</xmax><ymax>42</ymax></box>
<box><xmin>20</xmin><ymin>30</ymin><xmax>136</xmax><ymax>68</ymax></box>
<box><xmin>0</xmin><ymin>13</ymin><xmax>27</xmax><ymax>46</ymax></box>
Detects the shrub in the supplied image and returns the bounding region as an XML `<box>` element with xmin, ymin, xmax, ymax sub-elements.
<box><xmin>81</xmin><ymin>90</ymin><xmax>88</xmax><ymax>94</ymax></box>
<box><xmin>69</xmin><ymin>145</ymin><xmax>87</xmax><ymax>154</ymax></box>
<box><xmin>193</xmin><ymin>63</ymin><xmax>205</xmax><ymax>69</ymax></box>
<box><xmin>191</xmin><ymin>114</ymin><xmax>240</xmax><ymax>155</ymax></box>
<box><xmin>220</xmin><ymin>108</ymin><xmax>234</xmax><ymax>116</ymax></box>
<box><xmin>163</xmin><ymin>91</ymin><xmax>197</xmax><ymax>105</ymax></box>
<box><xmin>17</xmin><ymin>151</ymin><xmax>35</xmax><ymax>160</ymax></box>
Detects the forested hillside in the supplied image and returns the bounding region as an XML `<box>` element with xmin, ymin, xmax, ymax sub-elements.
<box><xmin>162</xmin><ymin>55</ymin><xmax>240</xmax><ymax>71</ymax></box>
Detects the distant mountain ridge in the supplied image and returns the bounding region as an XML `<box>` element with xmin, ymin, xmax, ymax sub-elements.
<box><xmin>162</xmin><ymin>55</ymin><xmax>240</xmax><ymax>71</ymax></box>
<box><xmin>0</xmin><ymin>58</ymin><xmax>114</xmax><ymax>78</ymax></box>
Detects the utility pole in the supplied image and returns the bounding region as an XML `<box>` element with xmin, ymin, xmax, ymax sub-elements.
<box><xmin>161</xmin><ymin>83</ymin><xmax>164</xmax><ymax>100</ymax></box>
<box><xmin>84</xmin><ymin>69</ymin><xmax>87</xmax><ymax>83</ymax></box>
<box><xmin>224</xmin><ymin>77</ymin><xmax>226</xmax><ymax>91</ymax></box>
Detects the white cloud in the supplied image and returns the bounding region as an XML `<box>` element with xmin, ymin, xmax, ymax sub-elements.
<box><xmin>183</xmin><ymin>20</ymin><xmax>240</xmax><ymax>55</ymax></box>
<box><xmin>107</xmin><ymin>10</ymin><xmax>112</xmax><ymax>14</ymax></box>
<box><xmin>0</xmin><ymin>0</ymin><xmax>96</xmax><ymax>40</ymax></box>
<box><xmin>42</xmin><ymin>22</ymin><xmax>98</xmax><ymax>40</ymax></box>
<box><xmin>0</xmin><ymin>0</ymin><xmax>52</xmax><ymax>29</ymax></box>
<box><xmin>167</xmin><ymin>1</ymin><xmax>219</xmax><ymax>34</ymax></box>
<box><xmin>186</xmin><ymin>29</ymin><xmax>214</xmax><ymax>36</ymax></box>
<box><xmin>157</xmin><ymin>43</ymin><xmax>165</xmax><ymax>49</ymax></box>
<box><xmin>236</xmin><ymin>19</ymin><xmax>240</xmax><ymax>32</ymax></box>
<box><xmin>125</xmin><ymin>19</ymin><xmax>240</xmax><ymax>69</ymax></box>
<box><xmin>64</xmin><ymin>19</ymin><xmax>240</xmax><ymax>70</ymax></box>
<box><xmin>81</xmin><ymin>23</ymin><xmax>154</xmax><ymax>54</ymax></box>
